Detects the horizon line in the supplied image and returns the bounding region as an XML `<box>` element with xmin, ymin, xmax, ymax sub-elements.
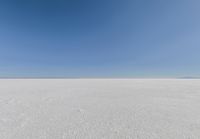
<box><xmin>0</xmin><ymin>77</ymin><xmax>199</xmax><ymax>79</ymax></box>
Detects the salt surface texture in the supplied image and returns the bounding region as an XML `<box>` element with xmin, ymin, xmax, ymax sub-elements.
<box><xmin>0</xmin><ymin>79</ymin><xmax>200</xmax><ymax>139</ymax></box>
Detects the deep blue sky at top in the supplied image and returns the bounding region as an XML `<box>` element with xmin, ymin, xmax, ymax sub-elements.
<box><xmin>0</xmin><ymin>0</ymin><xmax>200</xmax><ymax>77</ymax></box>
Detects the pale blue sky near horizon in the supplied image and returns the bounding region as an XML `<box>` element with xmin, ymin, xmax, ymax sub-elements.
<box><xmin>0</xmin><ymin>0</ymin><xmax>200</xmax><ymax>78</ymax></box>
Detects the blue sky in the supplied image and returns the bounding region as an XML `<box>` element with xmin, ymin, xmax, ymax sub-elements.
<box><xmin>0</xmin><ymin>0</ymin><xmax>200</xmax><ymax>78</ymax></box>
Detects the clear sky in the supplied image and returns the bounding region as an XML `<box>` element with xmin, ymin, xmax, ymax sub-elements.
<box><xmin>0</xmin><ymin>0</ymin><xmax>200</xmax><ymax>78</ymax></box>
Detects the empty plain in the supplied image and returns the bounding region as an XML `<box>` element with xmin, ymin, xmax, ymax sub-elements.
<box><xmin>0</xmin><ymin>79</ymin><xmax>200</xmax><ymax>139</ymax></box>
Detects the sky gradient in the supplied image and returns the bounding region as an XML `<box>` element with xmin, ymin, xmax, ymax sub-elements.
<box><xmin>1</xmin><ymin>0</ymin><xmax>200</xmax><ymax>78</ymax></box>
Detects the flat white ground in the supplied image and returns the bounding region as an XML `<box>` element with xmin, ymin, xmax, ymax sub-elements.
<box><xmin>0</xmin><ymin>79</ymin><xmax>200</xmax><ymax>139</ymax></box>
